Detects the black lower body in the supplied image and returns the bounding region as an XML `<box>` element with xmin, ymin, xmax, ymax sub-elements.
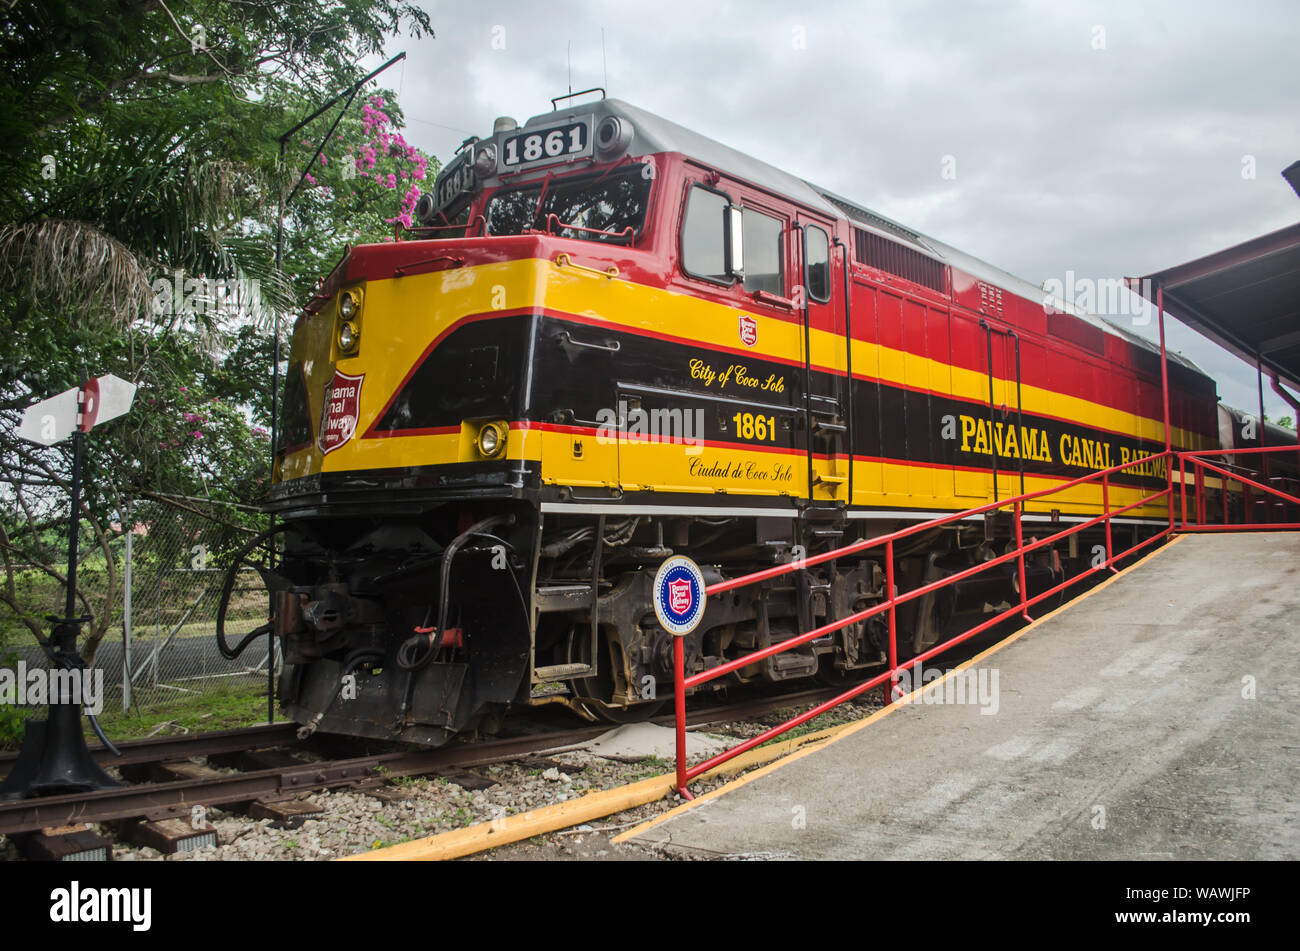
<box><xmin>262</xmin><ymin>466</ymin><xmax>1162</xmax><ymax>746</ymax></box>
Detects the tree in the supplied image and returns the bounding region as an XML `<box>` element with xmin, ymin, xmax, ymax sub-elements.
<box><xmin>0</xmin><ymin>0</ymin><xmax>437</xmax><ymax>662</ymax></box>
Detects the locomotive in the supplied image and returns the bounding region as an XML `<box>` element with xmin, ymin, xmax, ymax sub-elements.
<box><xmin>251</xmin><ymin>93</ymin><xmax>1224</xmax><ymax>745</ymax></box>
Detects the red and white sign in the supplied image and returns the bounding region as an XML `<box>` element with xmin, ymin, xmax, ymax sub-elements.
<box><xmin>738</xmin><ymin>313</ymin><xmax>758</xmax><ymax>348</ymax></box>
<box><xmin>668</xmin><ymin>577</ymin><xmax>693</xmax><ymax>614</ymax></box>
<box><xmin>18</xmin><ymin>374</ymin><xmax>136</xmax><ymax>446</ymax></box>
<box><xmin>318</xmin><ymin>370</ymin><xmax>365</xmax><ymax>455</ymax></box>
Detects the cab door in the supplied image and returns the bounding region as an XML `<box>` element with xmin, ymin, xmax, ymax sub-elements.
<box><xmin>798</xmin><ymin>221</ymin><xmax>850</xmax><ymax>505</ymax></box>
<box><xmin>979</xmin><ymin>319</ymin><xmax>1027</xmax><ymax>502</ymax></box>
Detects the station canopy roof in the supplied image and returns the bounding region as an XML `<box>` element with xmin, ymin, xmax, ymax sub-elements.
<box><xmin>1131</xmin><ymin>222</ymin><xmax>1300</xmax><ymax>392</ymax></box>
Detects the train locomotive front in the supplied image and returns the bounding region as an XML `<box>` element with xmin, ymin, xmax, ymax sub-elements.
<box><xmin>259</xmin><ymin>96</ymin><xmax>1220</xmax><ymax>745</ymax></box>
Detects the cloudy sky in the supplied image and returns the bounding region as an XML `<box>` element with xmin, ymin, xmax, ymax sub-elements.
<box><xmin>372</xmin><ymin>0</ymin><xmax>1299</xmax><ymax>419</ymax></box>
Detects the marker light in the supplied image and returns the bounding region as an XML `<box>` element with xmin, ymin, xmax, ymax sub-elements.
<box><xmin>477</xmin><ymin>421</ymin><xmax>508</xmax><ymax>458</ymax></box>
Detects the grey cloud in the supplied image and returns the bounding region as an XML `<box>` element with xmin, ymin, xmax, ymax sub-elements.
<box><xmin>380</xmin><ymin>0</ymin><xmax>1299</xmax><ymax>417</ymax></box>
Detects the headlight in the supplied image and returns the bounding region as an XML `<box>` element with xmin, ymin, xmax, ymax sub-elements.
<box><xmin>340</xmin><ymin>290</ymin><xmax>358</xmax><ymax>319</ymax></box>
<box><xmin>477</xmin><ymin>421</ymin><xmax>507</xmax><ymax>458</ymax></box>
<box><xmin>473</xmin><ymin>144</ymin><xmax>497</xmax><ymax>177</ymax></box>
<box><xmin>338</xmin><ymin>321</ymin><xmax>358</xmax><ymax>352</ymax></box>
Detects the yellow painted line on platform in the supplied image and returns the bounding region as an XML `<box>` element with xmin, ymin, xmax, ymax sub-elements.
<box><xmin>344</xmin><ymin>718</ymin><xmax>851</xmax><ymax>861</ymax></box>
<box><xmin>614</xmin><ymin>532</ymin><xmax>1187</xmax><ymax>845</ymax></box>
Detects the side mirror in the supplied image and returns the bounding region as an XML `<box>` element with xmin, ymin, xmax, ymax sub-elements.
<box><xmin>725</xmin><ymin>205</ymin><xmax>745</xmax><ymax>279</ymax></box>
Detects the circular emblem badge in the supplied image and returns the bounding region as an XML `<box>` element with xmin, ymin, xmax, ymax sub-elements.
<box><xmin>653</xmin><ymin>556</ymin><xmax>706</xmax><ymax>637</ymax></box>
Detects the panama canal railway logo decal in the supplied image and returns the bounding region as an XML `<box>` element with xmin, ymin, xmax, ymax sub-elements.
<box><xmin>653</xmin><ymin>556</ymin><xmax>706</xmax><ymax>636</ymax></box>
<box><xmin>319</xmin><ymin>370</ymin><xmax>364</xmax><ymax>455</ymax></box>
<box><xmin>738</xmin><ymin>313</ymin><xmax>758</xmax><ymax>348</ymax></box>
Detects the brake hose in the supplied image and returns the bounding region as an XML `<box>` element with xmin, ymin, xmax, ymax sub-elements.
<box><xmin>216</xmin><ymin>523</ymin><xmax>291</xmax><ymax>660</ymax></box>
<box><xmin>395</xmin><ymin>513</ymin><xmax>515</xmax><ymax>671</ymax></box>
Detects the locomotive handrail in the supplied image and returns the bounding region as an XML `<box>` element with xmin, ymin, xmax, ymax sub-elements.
<box><xmin>751</xmin><ymin>289</ymin><xmax>795</xmax><ymax>310</ymax></box>
<box><xmin>395</xmin><ymin>214</ymin><xmax>488</xmax><ymax>241</ymax></box>
<box><xmin>670</xmin><ymin>451</ymin><xmax>1177</xmax><ymax>798</ymax></box>
<box><xmin>392</xmin><ymin>254</ymin><xmax>465</xmax><ymax>277</ymax></box>
<box><xmin>551</xmin><ymin>87</ymin><xmax>606</xmax><ymax>109</ymax></box>
<box><xmin>554</xmin><ymin>252</ymin><xmax>620</xmax><ymax>279</ymax></box>
<box><xmin>544</xmin><ymin>215</ymin><xmax>635</xmax><ymax>244</ymax></box>
<box><xmin>554</xmin><ymin>330</ymin><xmax>621</xmax><ymax>354</ymax></box>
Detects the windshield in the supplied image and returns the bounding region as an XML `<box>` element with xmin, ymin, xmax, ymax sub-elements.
<box><xmin>485</xmin><ymin>165</ymin><xmax>652</xmax><ymax>243</ymax></box>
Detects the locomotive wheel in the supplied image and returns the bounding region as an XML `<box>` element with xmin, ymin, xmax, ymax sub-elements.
<box><xmin>815</xmin><ymin>655</ymin><xmax>862</xmax><ymax>688</ymax></box>
<box><xmin>565</xmin><ymin>625</ymin><xmax>667</xmax><ymax>723</ymax></box>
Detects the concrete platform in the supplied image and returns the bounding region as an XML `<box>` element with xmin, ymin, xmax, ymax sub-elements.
<box><xmin>630</xmin><ymin>532</ymin><xmax>1300</xmax><ymax>860</ymax></box>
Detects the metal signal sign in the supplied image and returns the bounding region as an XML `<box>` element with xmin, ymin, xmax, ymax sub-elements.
<box><xmin>18</xmin><ymin>374</ymin><xmax>136</xmax><ymax>446</ymax></box>
<box><xmin>653</xmin><ymin>556</ymin><xmax>706</xmax><ymax>636</ymax></box>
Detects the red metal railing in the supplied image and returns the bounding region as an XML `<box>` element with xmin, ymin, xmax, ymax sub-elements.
<box><xmin>670</xmin><ymin>443</ymin><xmax>1300</xmax><ymax>795</ymax></box>
<box><xmin>1177</xmin><ymin>445</ymin><xmax>1300</xmax><ymax>530</ymax></box>
<box><xmin>670</xmin><ymin>453</ymin><xmax>1179</xmax><ymax>797</ymax></box>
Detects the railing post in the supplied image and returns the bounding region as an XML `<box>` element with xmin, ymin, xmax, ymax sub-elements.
<box><xmin>1166</xmin><ymin>452</ymin><xmax>1174</xmax><ymax>536</ymax></box>
<box><xmin>1013</xmin><ymin>500</ymin><xmax>1033</xmax><ymax>620</ymax></box>
<box><xmin>674</xmin><ymin>635</ymin><xmax>693</xmax><ymax>800</ymax></box>
<box><xmin>885</xmin><ymin>538</ymin><xmax>898</xmax><ymax>703</ymax></box>
<box><xmin>1101</xmin><ymin>473</ymin><xmax>1117</xmax><ymax>572</ymax></box>
<box><xmin>1180</xmin><ymin>453</ymin><xmax>1188</xmax><ymax>529</ymax></box>
<box><xmin>1195</xmin><ymin>462</ymin><xmax>1206</xmax><ymax>526</ymax></box>
<box><xmin>1262</xmin><ymin>450</ymin><xmax>1271</xmax><ymax>522</ymax></box>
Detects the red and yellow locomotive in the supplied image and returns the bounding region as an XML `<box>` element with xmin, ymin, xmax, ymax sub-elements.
<box><xmin>260</xmin><ymin>94</ymin><xmax>1218</xmax><ymax>744</ymax></box>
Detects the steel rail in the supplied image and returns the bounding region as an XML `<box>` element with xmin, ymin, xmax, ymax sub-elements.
<box><xmin>0</xmin><ymin>685</ymin><xmax>854</xmax><ymax>838</ymax></box>
<box><xmin>0</xmin><ymin>722</ymin><xmax>301</xmax><ymax>775</ymax></box>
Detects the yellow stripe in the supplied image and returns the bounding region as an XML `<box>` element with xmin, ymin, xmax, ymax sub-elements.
<box><xmin>539</xmin><ymin>258</ymin><xmax>1206</xmax><ymax>447</ymax></box>
<box><xmin>278</xmin><ymin>257</ymin><xmax>1209</xmax><ymax>486</ymax></box>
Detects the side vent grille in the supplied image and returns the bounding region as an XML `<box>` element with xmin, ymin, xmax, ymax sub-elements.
<box><xmin>854</xmin><ymin>229</ymin><xmax>946</xmax><ymax>294</ymax></box>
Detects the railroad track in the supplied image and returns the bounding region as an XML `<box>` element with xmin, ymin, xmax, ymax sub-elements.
<box><xmin>0</xmin><ymin>685</ymin><xmax>855</xmax><ymax>850</ymax></box>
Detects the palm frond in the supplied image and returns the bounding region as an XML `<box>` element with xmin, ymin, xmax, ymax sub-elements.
<box><xmin>0</xmin><ymin>218</ymin><xmax>154</xmax><ymax>324</ymax></box>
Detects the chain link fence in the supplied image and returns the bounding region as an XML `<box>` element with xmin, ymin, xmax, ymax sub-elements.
<box><xmin>114</xmin><ymin>496</ymin><xmax>276</xmax><ymax>713</ymax></box>
<box><xmin>1</xmin><ymin>489</ymin><xmax>275</xmax><ymax>742</ymax></box>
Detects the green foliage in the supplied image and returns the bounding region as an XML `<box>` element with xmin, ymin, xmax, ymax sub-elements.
<box><xmin>88</xmin><ymin>678</ymin><xmax>278</xmax><ymax>743</ymax></box>
<box><xmin>0</xmin><ymin>648</ymin><xmax>29</xmax><ymax>748</ymax></box>
<box><xmin>0</xmin><ymin>1</ymin><xmax>438</xmax><ymax>656</ymax></box>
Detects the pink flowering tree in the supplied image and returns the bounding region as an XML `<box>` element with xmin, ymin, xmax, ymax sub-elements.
<box><xmin>278</xmin><ymin>90</ymin><xmax>439</xmax><ymax>302</ymax></box>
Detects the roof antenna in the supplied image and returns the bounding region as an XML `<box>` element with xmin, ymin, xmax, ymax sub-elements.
<box><xmin>602</xmin><ymin>28</ymin><xmax>608</xmax><ymax>92</ymax></box>
<box><xmin>567</xmin><ymin>40</ymin><xmax>572</xmax><ymax>95</ymax></box>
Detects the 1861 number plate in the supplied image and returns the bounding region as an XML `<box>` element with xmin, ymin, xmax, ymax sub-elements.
<box><xmin>498</xmin><ymin>118</ymin><xmax>591</xmax><ymax>171</ymax></box>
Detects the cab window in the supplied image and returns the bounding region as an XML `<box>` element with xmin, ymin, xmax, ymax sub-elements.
<box><xmin>805</xmin><ymin>225</ymin><xmax>830</xmax><ymax>302</ymax></box>
<box><xmin>681</xmin><ymin>186</ymin><xmax>730</xmax><ymax>282</ymax></box>
<box><xmin>485</xmin><ymin>165</ymin><xmax>651</xmax><ymax>242</ymax></box>
<box><xmin>742</xmin><ymin>208</ymin><xmax>784</xmax><ymax>295</ymax></box>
